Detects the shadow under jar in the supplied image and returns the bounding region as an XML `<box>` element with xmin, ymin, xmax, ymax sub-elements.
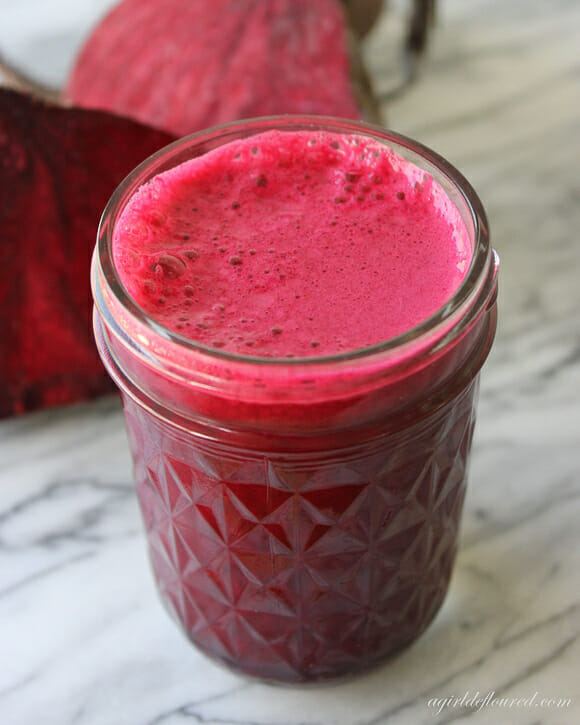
<box><xmin>92</xmin><ymin>116</ymin><xmax>499</xmax><ymax>684</ymax></box>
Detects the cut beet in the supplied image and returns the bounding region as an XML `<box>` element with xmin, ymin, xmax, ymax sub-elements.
<box><xmin>66</xmin><ymin>0</ymin><xmax>367</xmax><ymax>137</ymax></box>
<box><xmin>0</xmin><ymin>88</ymin><xmax>174</xmax><ymax>417</ymax></box>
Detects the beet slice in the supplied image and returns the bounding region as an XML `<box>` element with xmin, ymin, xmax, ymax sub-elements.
<box><xmin>0</xmin><ymin>88</ymin><xmax>173</xmax><ymax>417</ymax></box>
<box><xmin>66</xmin><ymin>0</ymin><xmax>366</xmax><ymax>137</ymax></box>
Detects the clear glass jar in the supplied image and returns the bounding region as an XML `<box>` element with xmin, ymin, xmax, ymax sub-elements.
<box><xmin>91</xmin><ymin>116</ymin><xmax>499</xmax><ymax>684</ymax></box>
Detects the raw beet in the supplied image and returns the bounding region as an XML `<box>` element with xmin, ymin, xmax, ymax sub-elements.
<box><xmin>66</xmin><ymin>0</ymin><xmax>366</xmax><ymax>137</ymax></box>
<box><xmin>0</xmin><ymin>88</ymin><xmax>173</xmax><ymax>418</ymax></box>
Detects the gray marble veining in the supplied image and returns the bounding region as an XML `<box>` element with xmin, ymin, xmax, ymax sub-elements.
<box><xmin>1</xmin><ymin>1</ymin><xmax>579</xmax><ymax>723</ymax></box>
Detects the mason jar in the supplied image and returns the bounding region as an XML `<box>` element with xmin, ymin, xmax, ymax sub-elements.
<box><xmin>91</xmin><ymin>116</ymin><xmax>499</xmax><ymax>684</ymax></box>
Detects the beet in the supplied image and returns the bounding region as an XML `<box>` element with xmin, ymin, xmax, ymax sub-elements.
<box><xmin>66</xmin><ymin>0</ymin><xmax>368</xmax><ymax>137</ymax></box>
<box><xmin>0</xmin><ymin>88</ymin><xmax>174</xmax><ymax>417</ymax></box>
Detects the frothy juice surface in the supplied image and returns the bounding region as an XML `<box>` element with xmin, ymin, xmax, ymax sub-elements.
<box><xmin>113</xmin><ymin>130</ymin><xmax>471</xmax><ymax>357</ymax></box>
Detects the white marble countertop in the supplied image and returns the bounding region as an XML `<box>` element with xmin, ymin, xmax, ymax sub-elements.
<box><xmin>1</xmin><ymin>1</ymin><xmax>579</xmax><ymax>723</ymax></box>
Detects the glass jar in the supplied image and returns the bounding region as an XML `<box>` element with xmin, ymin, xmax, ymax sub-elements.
<box><xmin>91</xmin><ymin>116</ymin><xmax>499</xmax><ymax>684</ymax></box>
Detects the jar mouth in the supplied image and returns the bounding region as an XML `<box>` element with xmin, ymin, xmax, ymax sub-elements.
<box><xmin>94</xmin><ymin>115</ymin><xmax>496</xmax><ymax>370</ymax></box>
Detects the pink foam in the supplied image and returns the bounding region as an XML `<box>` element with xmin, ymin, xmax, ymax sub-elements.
<box><xmin>113</xmin><ymin>130</ymin><xmax>471</xmax><ymax>358</ymax></box>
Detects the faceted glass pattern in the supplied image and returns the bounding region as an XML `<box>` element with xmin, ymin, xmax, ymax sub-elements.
<box><xmin>123</xmin><ymin>382</ymin><xmax>477</xmax><ymax>683</ymax></box>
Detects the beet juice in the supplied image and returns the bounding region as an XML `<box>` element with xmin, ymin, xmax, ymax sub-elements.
<box><xmin>92</xmin><ymin>117</ymin><xmax>498</xmax><ymax>683</ymax></box>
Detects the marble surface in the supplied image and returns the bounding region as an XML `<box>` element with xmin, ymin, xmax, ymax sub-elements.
<box><xmin>1</xmin><ymin>0</ymin><xmax>579</xmax><ymax>723</ymax></box>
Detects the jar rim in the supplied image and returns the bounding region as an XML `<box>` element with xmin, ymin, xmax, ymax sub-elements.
<box><xmin>93</xmin><ymin>114</ymin><xmax>496</xmax><ymax>371</ymax></box>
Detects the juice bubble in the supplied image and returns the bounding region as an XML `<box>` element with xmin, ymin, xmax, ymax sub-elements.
<box><xmin>157</xmin><ymin>254</ymin><xmax>186</xmax><ymax>278</ymax></box>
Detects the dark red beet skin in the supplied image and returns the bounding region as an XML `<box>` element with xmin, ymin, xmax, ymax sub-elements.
<box><xmin>66</xmin><ymin>0</ymin><xmax>363</xmax><ymax>137</ymax></box>
<box><xmin>0</xmin><ymin>89</ymin><xmax>173</xmax><ymax>417</ymax></box>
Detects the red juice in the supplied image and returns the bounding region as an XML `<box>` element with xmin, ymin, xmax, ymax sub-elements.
<box><xmin>92</xmin><ymin>117</ymin><xmax>498</xmax><ymax>683</ymax></box>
